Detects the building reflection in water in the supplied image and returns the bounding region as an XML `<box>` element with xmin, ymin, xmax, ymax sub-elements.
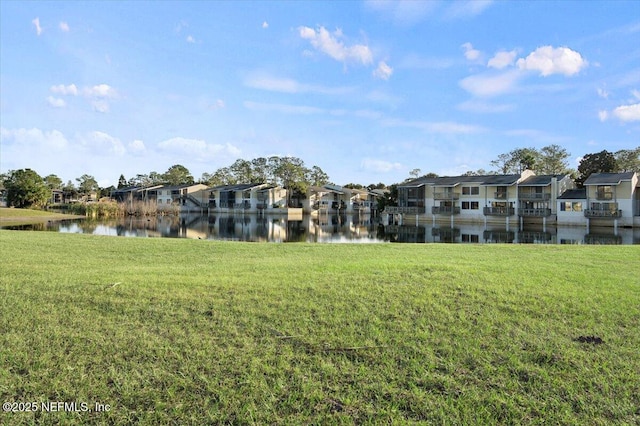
<box><xmin>6</xmin><ymin>213</ymin><xmax>639</xmax><ymax>244</ymax></box>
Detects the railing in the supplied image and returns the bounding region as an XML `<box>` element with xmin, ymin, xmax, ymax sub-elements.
<box><xmin>518</xmin><ymin>208</ymin><xmax>552</xmax><ymax>217</ymax></box>
<box><xmin>431</xmin><ymin>206</ymin><xmax>461</xmax><ymax>215</ymax></box>
<box><xmin>219</xmin><ymin>202</ymin><xmax>235</xmax><ymax>208</ymax></box>
<box><xmin>185</xmin><ymin>194</ymin><xmax>205</xmax><ymax>208</ymax></box>
<box><xmin>518</xmin><ymin>193</ymin><xmax>551</xmax><ymax>201</ymax></box>
<box><xmin>483</xmin><ymin>207</ymin><xmax>515</xmax><ymax>216</ymax></box>
<box><xmin>383</xmin><ymin>206</ymin><xmax>422</xmax><ymax>214</ymax></box>
<box><xmin>433</xmin><ymin>192</ymin><xmax>459</xmax><ymax>200</ymax></box>
<box><xmin>494</xmin><ymin>192</ymin><xmax>508</xmax><ymax>200</ymax></box>
<box><xmin>584</xmin><ymin>209</ymin><xmax>622</xmax><ymax>218</ymax></box>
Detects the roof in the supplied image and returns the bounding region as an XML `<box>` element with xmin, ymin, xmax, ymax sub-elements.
<box><xmin>583</xmin><ymin>172</ymin><xmax>636</xmax><ymax>185</ymax></box>
<box><xmin>209</xmin><ymin>183</ymin><xmax>265</xmax><ymax>191</ymax></box>
<box><xmin>400</xmin><ymin>174</ymin><xmax>523</xmax><ymax>188</ymax></box>
<box><xmin>558</xmin><ymin>188</ymin><xmax>586</xmax><ymax>199</ymax></box>
<box><xmin>519</xmin><ymin>175</ymin><xmax>568</xmax><ymax>186</ymax></box>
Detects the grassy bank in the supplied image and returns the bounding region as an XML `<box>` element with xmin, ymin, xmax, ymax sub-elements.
<box><xmin>0</xmin><ymin>207</ymin><xmax>84</xmax><ymax>226</ymax></box>
<box><xmin>1</xmin><ymin>231</ymin><xmax>639</xmax><ymax>424</ymax></box>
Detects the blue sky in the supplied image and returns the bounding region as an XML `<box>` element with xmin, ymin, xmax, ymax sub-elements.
<box><xmin>1</xmin><ymin>1</ymin><xmax>639</xmax><ymax>187</ymax></box>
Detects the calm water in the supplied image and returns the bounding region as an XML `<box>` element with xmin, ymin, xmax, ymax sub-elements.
<box><xmin>3</xmin><ymin>213</ymin><xmax>639</xmax><ymax>244</ymax></box>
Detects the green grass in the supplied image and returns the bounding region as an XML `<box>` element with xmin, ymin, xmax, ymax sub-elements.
<box><xmin>0</xmin><ymin>207</ymin><xmax>82</xmax><ymax>226</ymax></box>
<box><xmin>1</xmin><ymin>231</ymin><xmax>639</xmax><ymax>425</ymax></box>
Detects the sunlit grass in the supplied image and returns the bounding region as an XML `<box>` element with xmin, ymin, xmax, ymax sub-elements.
<box><xmin>1</xmin><ymin>231</ymin><xmax>639</xmax><ymax>424</ymax></box>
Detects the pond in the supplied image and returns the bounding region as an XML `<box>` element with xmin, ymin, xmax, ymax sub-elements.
<box><xmin>2</xmin><ymin>212</ymin><xmax>639</xmax><ymax>244</ymax></box>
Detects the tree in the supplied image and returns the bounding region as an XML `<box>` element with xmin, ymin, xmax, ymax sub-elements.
<box><xmin>162</xmin><ymin>164</ymin><xmax>194</xmax><ymax>186</ymax></box>
<box><xmin>76</xmin><ymin>174</ymin><xmax>99</xmax><ymax>198</ymax></box>
<box><xmin>3</xmin><ymin>169</ymin><xmax>50</xmax><ymax>208</ymax></box>
<box><xmin>614</xmin><ymin>147</ymin><xmax>640</xmax><ymax>173</ymax></box>
<box><xmin>376</xmin><ymin>184</ymin><xmax>398</xmax><ymax>212</ymax></box>
<box><xmin>307</xmin><ymin>166</ymin><xmax>329</xmax><ymax>187</ymax></box>
<box><xmin>44</xmin><ymin>174</ymin><xmax>63</xmax><ymax>190</ymax></box>
<box><xmin>491</xmin><ymin>148</ymin><xmax>540</xmax><ymax>174</ymax></box>
<box><xmin>539</xmin><ymin>144</ymin><xmax>571</xmax><ymax>175</ymax></box>
<box><xmin>273</xmin><ymin>157</ymin><xmax>309</xmax><ymax>206</ymax></box>
<box><xmin>577</xmin><ymin>150</ymin><xmax>617</xmax><ymax>186</ymax></box>
<box><xmin>62</xmin><ymin>180</ymin><xmax>77</xmax><ymax>203</ymax></box>
<box><xmin>117</xmin><ymin>174</ymin><xmax>128</xmax><ymax>189</ymax></box>
<box><xmin>409</xmin><ymin>168</ymin><xmax>421</xmax><ymax>179</ymax></box>
<box><xmin>229</xmin><ymin>159</ymin><xmax>255</xmax><ymax>183</ymax></box>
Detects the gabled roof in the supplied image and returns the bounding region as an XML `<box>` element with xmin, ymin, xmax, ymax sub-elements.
<box><xmin>209</xmin><ymin>183</ymin><xmax>266</xmax><ymax>191</ymax></box>
<box><xmin>558</xmin><ymin>188</ymin><xmax>586</xmax><ymax>199</ymax></box>
<box><xmin>583</xmin><ymin>172</ymin><xmax>636</xmax><ymax>185</ymax></box>
<box><xmin>480</xmin><ymin>174</ymin><xmax>522</xmax><ymax>186</ymax></box>
<box><xmin>519</xmin><ymin>175</ymin><xmax>568</xmax><ymax>186</ymax></box>
<box><xmin>397</xmin><ymin>176</ymin><xmax>439</xmax><ymax>188</ymax></box>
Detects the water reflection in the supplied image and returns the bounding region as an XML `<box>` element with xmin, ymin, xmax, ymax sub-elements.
<box><xmin>3</xmin><ymin>213</ymin><xmax>638</xmax><ymax>244</ymax></box>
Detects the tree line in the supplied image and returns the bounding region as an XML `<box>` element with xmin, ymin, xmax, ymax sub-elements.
<box><xmin>1</xmin><ymin>146</ymin><xmax>638</xmax><ymax>209</ymax></box>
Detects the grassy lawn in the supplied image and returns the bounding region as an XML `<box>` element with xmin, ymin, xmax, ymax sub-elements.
<box><xmin>0</xmin><ymin>207</ymin><xmax>83</xmax><ymax>226</ymax></box>
<box><xmin>1</xmin><ymin>230</ymin><xmax>639</xmax><ymax>424</ymax></box>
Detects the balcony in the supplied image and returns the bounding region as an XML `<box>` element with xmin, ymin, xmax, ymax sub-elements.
<box><xmin>584</xmin><ymin>209</ymin><xmax>622</xmax><ymax>218</ymax></box>
<box><xmin>518</xmin><ymin>208</ymin><xmax>552</xmax><ymax>217</ymax></box>
<box><xmin>494</xmin><ymin>192</ymin><xmax>508</xmax><ymax>200</ymax></box>
<box><xmin>483</xmin><ymin>207</ymin><xmax>515</xmax><ymax>216</ymax></box>
<box><xmin>518</xmin><ymin>192</ymin><xmax>551</xmax><ymax>201</ymax></box>
<box><xmin>433</xmin><ymin>192</ymin><xmax>459</xmax><ymax>200</ymax></box>
<box><xmin>431</xmin><ymin>206</ymin><xmax>461</xmax><ymax>215</ymax></box>
<box><xmin>384</xmin><ymin>206</ymin><xmax>422</xmax><ymax>214</ymax></box>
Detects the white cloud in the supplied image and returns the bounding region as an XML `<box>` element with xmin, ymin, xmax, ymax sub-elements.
<box><xmin>612</xmin><ymin>103</ymin><xmax>640</xmax><ymax>122</ymax></box>
<box><xmin>599</xmin><ymin>101</ymin><xmax>640</xmax><ymax>122</ymax></box>
<box><xmin>632</xmin><ymin>89</ymin><xmax>640</xmax><ymax>100</ymax></box>
<box><xmin>383</xmin><ymin>118</ymin><xmax>485</xmax><ymax>134</ymax></box>
<box><xmin>459</xmin><ymin>69</ymin><xmax>522</xmax><ymax>97</ymax></box>
<box><xmin>461</xmin><ymin>42</ymin><xmax>482</xmax><ymax>62</ymax></box>
<box><xmin>1</xmin><ymin>127</ymin><xmax>68</xmax><ymax>150</ymax></box>
<box><xmin>158</xmin><ymin>137</ymin><xmax>241</xmax><ymax>160</ymax></box>
<box><xmin>361</xmin><ymin>157</ymin><xmax>403</xmax><ymax>173</ymax></box>
<box><xmin>47</xmin><ymin>96</ymin><xmax>66</xmax><ymax>108</ymax></box>
<box><xmin>91</xmin><ymin>100</ymin><xmax>110</xmax><ymax>113</ymax></box>
<box><xmin>59</xmin><ymin>22</ymin><xmax>69</xmax><ymax>32</ymax></box>
<box><xmin>298</xmin><ymin>26</ymin><xmax>373</xmax><ymax>66</ymax></box>
<box><xmin>208</xmin><ymin>99</ymin><xmax>225</xmax><ymax>110</ymax></box>
<box><xmin>365</xmin><ymin>0</ymin><xmax>437</xmax><ymax>26</ymax></box>
<box><xmin>598</xmin><ymin>110</ymin><xmax>609</xmax><ymax>122</ymax></box>
<box><xmin>128</xmin><ymin>139</ymin><xmax>146</xmax><ymax>153</ymax></box>
<box><xmin>488</xmin><ymin>50</ymin><xmax>518</xmax><ymax>69</ymax></box>
<box><xmin>243</xmin><ymin>101</ymin><xmax>324</xmax><ymax>115</ymax></box>
<box><xmin>457</xmin><ymin>100</ymin><xmax>514</xmax><ymax>113</ymax></box>
<box><xmin>445</xmin><ymin>0</ymin><xmax>494</xmax><ymax>19</ymax></box>
<box><xmin>516</xmin><ymin>46</ymin><xmax>587</xmax><ymax>76</ymax></box>
<box><xmin>50</xmin><ymin>84</ymin><xmax>79</xmax><ymax>96</ymax></box>
<box><xmin>83</xmin><ymin>131</ymin><xmax>126</xmax><ymax>156</ymax></box>
<box><xmin>262</xmin><ymin>21</ymin><xmax>269</xmax><ymax>29</ymax></box>
<box><xmin>597</xmin><ymin>87</ymin><xmax>610</xmax><ymax>99</ymax></box>
<box><xmin>373</xmin><ymin>61</ymin><xmax>393</xmax><ymax>80</ymax></box>
<box><xmin>186</xmin><ymin>35</ymin><xmax>195</xmax><ymax>43</ymax></box>
<box><xmin>244</xmin><ymin>74</ymin><xmax>353</xmax><ymax>95</ymax></box>
<box><xmin>84</xmin><ymin>84</ymin><xmax>117</xmax><ymax>98</ymax></box>
<box><xmin>32</xmin><ymin>17</ymin><xmax>42</xmax><ymax>36</ymax></box>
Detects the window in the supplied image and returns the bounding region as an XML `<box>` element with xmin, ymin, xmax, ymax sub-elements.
<box><xmin>462</xmin><ymin>186</ymin><xmax>479</xmax><ymax>195</ymax></box>
<box><xmin>462</xmin><ymin>234</ymin><xmax>479</xmax><ymax>243</ymax></box>
<box><xmin>560</xmin><ymin>201</ymin><xmax>582</xmax><ymax>212</ymax></box>
<box><xmin>462</xmin><ymin>201</ymin><xmax>479</xmax><ymax>210</ymax></box>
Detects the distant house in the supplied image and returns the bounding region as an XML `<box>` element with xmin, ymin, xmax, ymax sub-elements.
<box><xmin>156</xmin><ymin>184</ymin><xmax>209</xmax><ymax>211</ymax></box>
<box><xmin>585</xmin><ymin>172</ymin><xmax>637</xmax><ymax>227</ymax></box>
<box><xmin>208</xmin><ymin>183</ymin><xmax>289</xmax><ymax>214</ymax></box>
<box><xmin>393</xmin><ymin>170</ymin><xmax>537</xmax><ymax>226</ymax></box>
<box><xmin>517</xmin><ymin>174</ymin><xmax>574</xmax><ymax>225</ymax></box>
<box><xmin>306</xmin><ymin>184</ymin><xmax>378</xmax><ymax>215</ymax></box>
<box><xmin>556</xmin><ymin>188</ymin><xmax>588</xmax><ymax>226</ymax></box>
<box><xmin>111</xmin><ymin>185</ymin><xmax>163</xmax><ymax>204</ymax></box>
